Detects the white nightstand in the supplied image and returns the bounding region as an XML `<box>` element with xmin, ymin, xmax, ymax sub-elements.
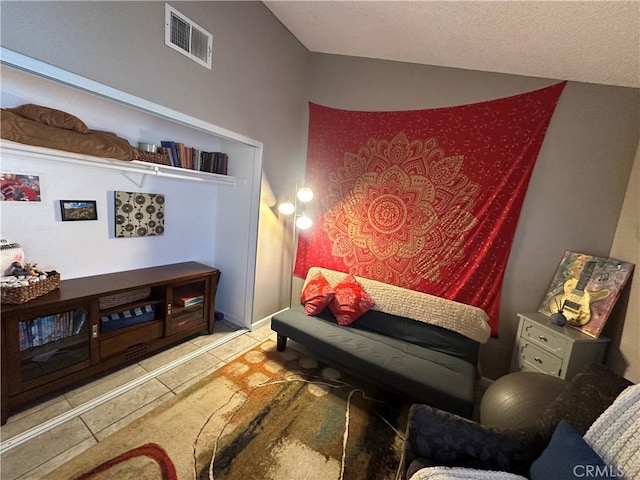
<box><xmin>511</xmin><ymin>312</ymin><xmax>610</xmax><ymax>380</ymax></box>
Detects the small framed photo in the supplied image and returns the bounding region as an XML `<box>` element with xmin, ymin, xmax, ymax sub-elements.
<box><xmin>1</xmin><ymin>172</ymin><xmax>41</xmax><ymax>202</ymax></box>
<box><xmin>60</xmin><ymin>200</ymin><xmax>98</xmax><ymax>221</ymax></box>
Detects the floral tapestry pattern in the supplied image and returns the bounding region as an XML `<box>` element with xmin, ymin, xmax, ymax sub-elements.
<box><xmin>294</xmin><ymin>83</ymin><xmax>566</xmax><ymax>335</ymax></box>
<box><xmin>324</xmin><ymin>132</ymin><xmax>479</xmax><ymax>287</ymax></box>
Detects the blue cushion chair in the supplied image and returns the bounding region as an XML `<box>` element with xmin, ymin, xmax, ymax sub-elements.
<box><xmin>403</xmin><ymin>363</ymin><xmax>635</xmax><ymax>479</ymax></box>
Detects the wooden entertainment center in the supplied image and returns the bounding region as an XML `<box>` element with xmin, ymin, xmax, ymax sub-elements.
<box><xmin>0</xmin><ymin>262</ymin><xmax>219</xmax><ymax>425</ymax></box>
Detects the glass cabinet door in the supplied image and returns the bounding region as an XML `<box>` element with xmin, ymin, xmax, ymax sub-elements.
<box><xmin>169</xmin><ymin>279</ymin><xmax>209</xmax><ymax>334</ymax></box>
<box><xmin>17</xmin><ymin>306</ymin><xmax>91</xmax><ymax>383</ymax></box>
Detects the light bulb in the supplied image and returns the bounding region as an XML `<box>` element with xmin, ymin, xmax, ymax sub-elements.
<box><xmin>296</xmin><ymin>214</ymin><xmax>313</xmax><ymax>230</ymax></box>
<box><xmin>296</xmin><ymin>187</ymin><xmax>313</xmax><ymax>203</ymax></box>
<box><xmin>277</xmin><ymin>200</ymin><xmax>295</xmax><ymax>215</ymax></box>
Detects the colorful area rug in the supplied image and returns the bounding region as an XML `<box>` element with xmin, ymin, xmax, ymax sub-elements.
<box><xmin>45</xmin><ymin>340</ymin><xmax>408</xmax><ymax>480</ymax></box>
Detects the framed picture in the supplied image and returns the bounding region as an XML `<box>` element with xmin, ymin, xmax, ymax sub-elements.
<box><xmin>60</xmin><ymin>200</ymin><xmax>98</xmax><ymax>221</ymax></box>
<box><xmin>538</xmin><ymin>251</ymin><xmax>634</xmax><ymax>338</ymax></box>
<box><xmin>114</xmin><ymin>191</ymin><xmax>165</xmax><ymax>237</ymax></box>
<box><xmin>1</xmin><ymin>172</ymin><xmax>41</xmax><ymax>202</ymax></box>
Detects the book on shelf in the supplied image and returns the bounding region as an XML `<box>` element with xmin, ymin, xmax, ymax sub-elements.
<box><xmin>18</xmin><ymin>310</ymin><xmax>87</xmax><ymax>351</ymax></box>
<box><xmin>208</xmin><ymin>152</ymin><xmax>228</xmax><ymax>175</ymax></box>
<box><xmin>201</xmin><ymin>151</ymin><xmax>213</xmax><ymax>173</ymax></box>
<box><xmin>193</xmin><ymin>148</ymin><xmax>201</xmax><ymax>171</ymax></box>
<box><xmin>160</xmin><ymin>141</ymin><xmax>179</xmax><ymax>167</ymax></box>
<box><xmin>175</xmin><ymin>142</ymin><xmax>186</xmax><ymax>168</ymax></box>
<box><xmin>160</xmin><ymin>140</ymin><xmax>229</xmax><ymax>175</ymax></box>
<box><xmin>213</xmin><ymin>152</ymin><xmax>222</xmax><ymax>174</ymax></box>
<box><xmin>220</xmin><ymin>153</ymin><xmax>228</xmax><ymax>175</ymax></box>
<box><xmin>174</xmin><ymin>292</ymin><xmax>204</xmax><ymax>307</ymax></box>
<box><xmin>185</xmin><ymin>147</ymin><xmax>193</xmax><ymax>170</ymax></box>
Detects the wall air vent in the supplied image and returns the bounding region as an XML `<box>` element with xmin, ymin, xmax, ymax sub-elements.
<box><xmin>165</xmin><ymin>3</ymin><xmax>212</xmax><ymax>69</ymax></box>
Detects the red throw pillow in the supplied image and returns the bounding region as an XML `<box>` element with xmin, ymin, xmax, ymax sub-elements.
<box><xmin>329</xmin><ymin>274</ymin><xmax>376</xmax><ymax>325</ymax></box>
<box><xmin>300</xmin><ymin>271</ymin><xmax>335</xmax><ymax>315</ymax></box>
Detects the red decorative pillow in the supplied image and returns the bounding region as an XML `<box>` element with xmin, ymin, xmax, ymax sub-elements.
<box><xmin>300</xmin><ymin>271</ymin><xmax>335</xmax><ymax>315</ymax></box>
<box><xmin>329</xmin><ymin>274</ymin><xmax>376</xmax><ymax>325</ymax></box>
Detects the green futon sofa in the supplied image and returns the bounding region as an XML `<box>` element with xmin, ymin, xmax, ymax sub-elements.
<box><xmin>271</xmin><ymin>267</ymin><xmax>491</xmax><ymax>418</ymax></box>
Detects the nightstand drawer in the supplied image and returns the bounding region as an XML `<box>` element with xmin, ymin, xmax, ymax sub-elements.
<box><xmin>522</xmin><ymin>319</ymin><xmax>566</xmax><ymax>355</ymax></box>
<box><xmin>517</xmin><ymin>360</ymin><xmax>546</xmax><ymax>374</ymax></box>
<box><xmin>513</xmin><ymin>313</ymin><xmax>610</xmax><ymax>380</ymax></box>
<box><xmin>519</xmin><ymin>341</ymin><xmax>562</xmax><ymax>376</ymax></box>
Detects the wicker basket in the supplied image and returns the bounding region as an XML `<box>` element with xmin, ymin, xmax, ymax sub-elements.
<box><xmin>99</xmin><ymin>287</ymin><xmax>151</xmax><ymax>310</ymax></box>
<box><xmin>1</xmin><ymin>272</ymin><xmax>61</xmax><ymax>304</ymax></box>
<box><xmin>137</xmin><ymin>149</ymin><xmax>172</xmax><ymax>166</ymax></box>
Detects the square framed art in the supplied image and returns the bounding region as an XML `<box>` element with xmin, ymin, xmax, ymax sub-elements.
<box><xmin>114</xmin><ymin>191</ymin><xmax>165</xmax><ymax>237</ymax></box>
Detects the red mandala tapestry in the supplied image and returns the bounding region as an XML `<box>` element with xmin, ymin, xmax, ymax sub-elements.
<box><xmin>294</xmin><ymin>83</ymin><xmax>566</xmax><ymax>336</ymax></box>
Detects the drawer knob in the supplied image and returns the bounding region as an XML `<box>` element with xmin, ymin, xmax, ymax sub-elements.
<box><xmin>534</xmin><ymin>356</ymin><xmax>543</xmax><ymax>363</ymax></box>
<box><xmin>539</xmin><ymin>335</ymin><xmax>548</xmax><ymax>342</ymax></box>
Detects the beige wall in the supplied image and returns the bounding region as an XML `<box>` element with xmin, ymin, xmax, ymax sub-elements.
<box><xmin>1</xmin><ymin>2</ymin><xmax>638</xmax><ymax>379</ymax></box>
<box><xmin>307</xmin><ymin>54</ymin><xmax>639</xmax><ymax>379</ymax></box>
<box><xmin>606</xmin><ymin>144</ymin><xmax>640</xmax><ymax>382</ymax></box>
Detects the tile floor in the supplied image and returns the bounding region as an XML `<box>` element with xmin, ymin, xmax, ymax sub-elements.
<box><xmin>0</xmin><ymin>319</ymin><xmax>275</xmax><ymax>480</ymax></box>
<box><xmin>0</xmin><ymin>321</ymin><xmax>487</xmax><ymax>479</ymax></box>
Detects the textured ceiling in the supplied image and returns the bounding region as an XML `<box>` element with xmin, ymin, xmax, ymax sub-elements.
<box><xmin>264</xmin><ymin>1</ymin><xmax>640</xmax><ymax>88</ymax></box>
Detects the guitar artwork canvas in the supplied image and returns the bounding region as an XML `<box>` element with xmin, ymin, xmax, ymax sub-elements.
<box><xmin>539</xmin><ymin>251</ymin><xmax>634</xmax><ymax>338</ymax></box>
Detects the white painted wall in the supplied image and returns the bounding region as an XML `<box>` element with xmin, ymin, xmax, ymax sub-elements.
<box><xmin>1</xmin><ymin>154</ymin><xmax>217</xmax><ymax>279</ymax></box>
<box><xmin>1</xmin><ymin>58</ymin><xmax>263</xmax><ymax>328</ymax></box>
<box><xmin>0</xmin><ymin>67</ymin><xmax>216</xmax><ymax>279</ymax></box>
<box><xmin>0</xmin><ymin>1</ymin><xmax>309</xmax><ymax>323</ymax></box>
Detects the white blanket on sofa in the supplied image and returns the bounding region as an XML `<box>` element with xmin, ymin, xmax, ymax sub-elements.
<box><xmin>305</xmin><ymin>267</ymin><xmax>491</xmax><ymax>343</ymax></box>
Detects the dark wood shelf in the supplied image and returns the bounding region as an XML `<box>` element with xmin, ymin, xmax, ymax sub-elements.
<box><xmin>20</xmin><ymin>328</ymin><xmax>89</xmax><ymax>361</ymax></box>
<box><xmin>99</xmin><ymin>298</ymin><xmax>164</xmax><ymax>317</ymax></box>
<box><xmin>99</xmin><ymin>319</ymin><xmax>162</xmax><ymax>340</ymax></box>
<box><xmin>1</xmin><ymin>261</ymin><xmax>220</xmax><ymax>424</ymax></box>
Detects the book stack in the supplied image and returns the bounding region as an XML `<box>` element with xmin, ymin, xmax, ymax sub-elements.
<box><xmin>18</xmin><ymin>310</ymin><xmax>88</xmax><ymax>351</ymax></box>
<box><xmin>174</xmin><ymin>292</ymin><xmax>204</xmax><ymax>307</ymax></box>
<box><xmin>160</xmin><ymin>141</ymin><xmax>229</xmax><ymax>175</ymax></box>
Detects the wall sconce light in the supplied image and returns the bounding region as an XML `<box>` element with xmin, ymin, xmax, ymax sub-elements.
<box><xmin>278</xmin><ymin>186</ymin><xmax>314</xmax><ymax>230</ymax></box>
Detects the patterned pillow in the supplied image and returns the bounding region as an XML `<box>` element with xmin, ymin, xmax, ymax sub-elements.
<box><xmin>300</xmin><ymin>271</ymin><xmax>335</xmax><ymax>315</ymax></box>
<box><xmin>328</xmin><ymin>274</ymin><xmax>376</xmax><ymax>325</ymax></box>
